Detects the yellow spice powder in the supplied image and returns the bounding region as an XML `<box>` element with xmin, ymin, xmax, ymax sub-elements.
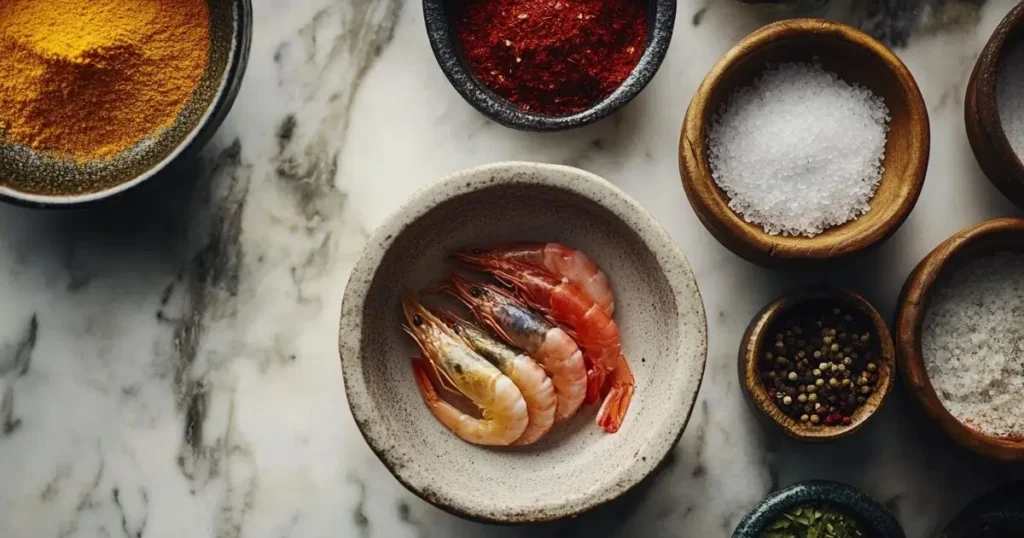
<box><xmin>0</xmin><ymin>0</ymin><xmax>211</xmax><ymax>161</ymax></box>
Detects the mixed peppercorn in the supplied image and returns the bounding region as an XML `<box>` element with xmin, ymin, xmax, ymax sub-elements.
<box><xmin>758</xmin><ymin>304</ymin><xmax>879</xmax><ymax>426</ymax></box>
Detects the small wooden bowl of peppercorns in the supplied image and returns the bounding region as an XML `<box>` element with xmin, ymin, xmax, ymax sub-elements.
<box><xmin>740</xmin><ymin>287</ymin><xmax>896</xmax><ymax>441</ymax></box>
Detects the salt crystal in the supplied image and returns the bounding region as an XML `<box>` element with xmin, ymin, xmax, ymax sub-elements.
<box><xmin>922</xmin><ymin>251</ymin><xmax>1024</xmax><ymax>438</ymax></box>
<box><xmin>706</xmin><ymin>61</ymin><xmax>890</xmax><ymax>237</ymax></box>
<box><xmin>997</xmin><ymin>38</ymin><xmax>1024</xmax><ymax>157</ymax></box>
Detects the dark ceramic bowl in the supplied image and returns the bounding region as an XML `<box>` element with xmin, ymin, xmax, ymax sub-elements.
<box><xmin>733</xmin><ymin>481</ymin><xmax>905</xmax><ymax>538</ymax></box>
<box><xmin>941</xmin><ymin>482</ymin><xmax>1024</xmax><ymax>537</ymax></box>
<box><xmin>0</xmin><ymin>0</ymin><xmax>252</xmax><ymax>208</ymax></box>
<box><xmin>422</xmin><ymin>0</ymin><xmax>676</xmax><ymax>131</ymax></box>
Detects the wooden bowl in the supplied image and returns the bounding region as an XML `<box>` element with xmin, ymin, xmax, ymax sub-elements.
<box><xmin>895</xmin><ymin>217</ymin><xmax>1024</xmax><ymax>460</ymax></box>
<box><xmin>679</xmin><ymin>19</ymin><xmax>929</xmax><ymax>268</ymax></box>
<box><xmin>965</xmin><ymin>2</ymin><xmax>1024</xmax><ymax>210</ymax></box>
<box><xmin>740</xmin><ymin>287</ymin><xmax>896</xmax><ymax>442</ymax></box>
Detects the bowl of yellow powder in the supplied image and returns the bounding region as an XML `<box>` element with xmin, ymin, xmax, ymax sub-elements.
<box><xmin>0</xmin><ymin>0</ymin><xmax>252</xmax><ymax>206</ymax></box>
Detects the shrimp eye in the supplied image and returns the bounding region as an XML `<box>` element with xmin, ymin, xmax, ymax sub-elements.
<box><xmin>470</xmin><ymin>287</ymin><xmax>482</xmax><ymax>298</ymax></box>
<box><xmin>472</xmin><ymin>248</ymin><xmax>486</xmax><ymax>255</ymax></box>
<box><xmin>412</xmin><ymin>314</ymin><xmax>423</xmax><ymax>326</ymax></box>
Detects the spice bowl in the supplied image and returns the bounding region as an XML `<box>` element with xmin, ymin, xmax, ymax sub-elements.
<box><xmin>965</xmin><ymin>1</ymin><xmax>1024</xmax><ymax>210</ymax></box>
<box><xmin>740</xmin><ymin>287</ymin><xmax>896</xmax><ymax>442</ymax></box>
<box><xmin>679</xmin><ymin>19</ymin><xmax>929</xmax><ymax>268</ymax></box>
<box><xmin>732</xmin><ymin>480</ymin><xmax>905</xmax><ymax>537</ymax></box>
<box><xmin>422</xmin><ymin>0</ymin><xmax>676</xmax><ymax>131</ymax></box>
<box><xmin>0</xmin><ymin>0</ymin><xmax>252</xmax><ymax>207</ymax></box>
<box><xmin>940</xmin><ymin>481</ymin><xmax>1024</xmax><ymax>537</ymax></box>
<box><xmin>896</xmin><ymin>217</ymin><xmax>1024</xmax><ymax>461</ymax></box>
<box><xmin>339</xmin><ymin>161</ymin><xmax>708</xmax><ymax>523</ymax></box>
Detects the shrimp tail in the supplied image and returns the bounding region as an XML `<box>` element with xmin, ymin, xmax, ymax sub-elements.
<box><xmin>595</xmin><ymin>354</ymin><xmax>634</xmax><ymax>433</ymax></box>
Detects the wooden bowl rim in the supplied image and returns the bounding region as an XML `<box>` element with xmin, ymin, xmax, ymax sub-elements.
<box><xmin>740</xmin><ymin>286</ymin><xmax>896</xmax><ymax>442</ymax></box>
<box><xmin>971</xmin><ymin>2</ymin><xmax>1024</xmax><ymax>181</ymax></box>
<box><xmin>896</xmin><ymin>217</ymin><xmax>1024</xmax><ymax>460</ymax></box>
<box><xmin>680</xmin><ymin>18</ymin><xmax>929</xmax><ymax>264</ymax></box>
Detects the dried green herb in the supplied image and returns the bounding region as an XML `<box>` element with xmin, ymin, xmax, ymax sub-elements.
<box><xmin>759</xmin><ymin>504</ymin><xmax>867</xmax><ymax>538</ymax></box>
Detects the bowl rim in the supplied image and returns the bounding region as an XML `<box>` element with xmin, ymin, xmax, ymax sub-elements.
<box><xmin>895</xmin><ymin>217</ymin><xmax>1024</xmax><ymax>460</ymax></box>
<box><xmin>739</xmin><ymin>286</ymin><xmax>896</xmax><ymax>442</ymax></box>
<box><xmin>421</xmin><ymin>0</ymin><xmax>677</xmax><ymax>131</ymax></box>
<box><xmin>338</xmin><ymin>161</ymin><xmax>708</xmax><ymax>523</ymax></box>
<box><xmin>965</xmin><ymin>1</ymin><xmax>1024</xmax><ymax>208</ymax></box>
<box><xmin>940</xmin><ymin>480</ymin><xmax>1024</xmax><ymax>537</ymax></box>
<box><xmin>0</xmin><ymin>0</ymin><xmax>254</xmax><ymax>209</ymax></box>
<box><xmin>679</xmin><ymin>18</ymin><xmax>930</xmax><ymax>267</ymax></box>
<box><xmin>731</xmin><ymin>480</ymin><xmax>905</xmax><ymax>537</ymax></box>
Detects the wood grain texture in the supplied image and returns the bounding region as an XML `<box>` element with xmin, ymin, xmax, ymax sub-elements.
<box><xmin>895</xmin><ymin>217</ymin><xmax>1024</xmax><ymax>461</ymax></box>
<box><xmin>679</xmin><ymin>19</ymin><xmax>930</xmax><ymax>268</ymax></box>
<box><xmin>965</xmin><ymin>1</ymin><xmax>1024</xmax><ymax>210</ymax></box>
<box><xmin>739</xmin><ymin>287</ymin><xmax>895</xmax><ymax>442</ymax></box>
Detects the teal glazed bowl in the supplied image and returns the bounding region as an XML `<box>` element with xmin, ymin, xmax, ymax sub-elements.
<box><xmin>422</xmin><ymin>0</ymin><xmax>676</xmax><ymax>131</ymax></box>
<box><xmin>733</xmin><ymin>481</ymin><xmax>905</xmax><ymax>538</ymax></box>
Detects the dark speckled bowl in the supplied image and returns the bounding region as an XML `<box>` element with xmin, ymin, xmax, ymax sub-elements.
<box><xmin>422</xmin><ymin>0</ymin><xmax>676</xmax><ymax>131</ymax></box>
<box><xmin>941</xmin><ymin>482</ymin><xmax>1024</xmax><ymax>538</ymax></box>
<box><xmin>733</xmin><ymin>481</ymin><xmax>905</xmax><ymax>538</ymax></box>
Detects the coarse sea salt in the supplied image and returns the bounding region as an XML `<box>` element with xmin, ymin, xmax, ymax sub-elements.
<box><xmin>922</xmin><ymin>251</ymin><xmax>1024</xmax><ymax>439</ymax></box>
<box><xmin>997</xmin><ymin>38</ymin><xmax>1024</xmax><ymax>158</ymax></box>
<box><xmin>707</xmin><ymin>61</ymin><xmax>890</xmax><ymax>237</ymax></box>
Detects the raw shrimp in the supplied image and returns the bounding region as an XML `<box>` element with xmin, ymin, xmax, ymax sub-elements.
<box><xmin>456</xmin><ymin>242</ymin><xmax>615</xmax><ymax>315</ymax></box>
<box><xmin>435</xmin><ymin>309</ymin><xmax>557</xmax><ymax>445</ymax></box>
<box><xmin>444</xmin><ymin>274</ymin><xmax>587</xmax><ymax>423</ymax></box>
<box><xmin>452</xmin><ymin>258</ymin><xmax>633</xmax><ymax>433</ymax></box>
<box><xmin>402</xmin><ymin>293</ymin><xmax>528</xmax><ymax>446</ymax></box>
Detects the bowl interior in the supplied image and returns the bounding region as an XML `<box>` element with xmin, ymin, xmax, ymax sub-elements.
<box><xmin>0</xmin><ymin>0</ymin><xmax>242</xmax><ymax>203</ymax></box>
<box><xmin>344</xmin><ymin>165</ymin><xmax>706</xmax><ymax>521</ymax></box>
<box><xmin>693</xmin><ymin>26</ymin><xmax>925</xmax><ymax>253</ymax></box>
<box><xmin>906</xmin><ymin>222</ymin><xmax>1024</xmax><ymax>451</ymax></box>
<box><xmin>423</xmin><ymin>0</ymin><xmax>674</xmax><ymax>129</ymax></box>
<box><xmin>743</xmin><ymin>289</ymin><xmax>894</xmax><ymax>441</ymax></box>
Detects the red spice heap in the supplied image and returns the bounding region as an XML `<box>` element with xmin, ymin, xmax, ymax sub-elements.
<box><xmin>454</xmin><ymin>0</ymin><xmax>647</xmax><ymax>116</ymax></box>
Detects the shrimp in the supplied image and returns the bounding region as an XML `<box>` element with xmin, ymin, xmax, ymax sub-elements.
<box><xmin>456</xmin><ymin>242</ymin><xmax>615</xmax><ymax>315</ymax></box>
<box><xmin>402</xmin><ymin>293</ymin><xmax>528</xmax><ymax>446</ymax></box>
<box><xmin>452</xmin><ymin>258</ymin><xmax>632</xmax><ymax>433</ymax></box>
<box><xmin>434</xmin><ymin>309</ymin><xmax>557</xmax><ymax>445</ymax></box>
<box><xmin>444</xmin><ymin>274</ymin><xmax>587</xmax><ymax>423</ymax></box>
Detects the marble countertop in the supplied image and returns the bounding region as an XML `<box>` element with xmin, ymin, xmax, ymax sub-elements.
<box><xmin>3</xmin><ymin>0</ymin><xmax>1024</xmax><ymax>536</ymax></box>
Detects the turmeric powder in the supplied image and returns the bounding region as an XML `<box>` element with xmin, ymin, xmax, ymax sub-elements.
<box><xmin>0</xmin><ymin>0</ymin><xmax>211</xmax><ymax>162</ymax></box>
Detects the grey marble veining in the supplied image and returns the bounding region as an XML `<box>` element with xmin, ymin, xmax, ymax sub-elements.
<box><xmin>2</xmin><ymin>0</ymin><xmax>1024</xmax><ymax>537</ymax></box>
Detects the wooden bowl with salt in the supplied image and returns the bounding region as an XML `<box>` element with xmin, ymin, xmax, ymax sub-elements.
<box><xmin>740</xmin><ymin>287</ymin><xmax>896</xmax><ymax>442</ymax></box>
<box><xmin>896</xmin><ymin>217</ymin><xmax>1024</xmax><ymax>461</ymax></box>
<box><xmin>965</xmin><ymin>1</ymin><xmax>1024</xmax><ymax>210</ymax></box>
<box><xmin>679</xmin><ymin>19</ymin><xmax>929</xmax><ymax>268</ymax></box>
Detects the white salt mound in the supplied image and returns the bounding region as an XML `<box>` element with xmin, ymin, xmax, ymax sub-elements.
<box><xmin>707</xmin><ymin>62</ymin><xmax>890</xmax><ymax>237</ymax></box>
<box><xmin>922</xmin><ymin>251</ymin><xmax>1024</xmax><ymax>439</ymax></box>
<box><xmin>997</xmin><ymin>39</ymin><xmax>1024</xmax><ymax>158</ymax></box>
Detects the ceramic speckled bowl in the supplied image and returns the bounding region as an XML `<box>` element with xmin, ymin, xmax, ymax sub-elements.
<box><xmin>422</xmin><ymin>0</ymin><xmax>676</xmax><ymax>131</ymax></box>
<box><xmin>733</xmin><ymin>481</ymin><xmax>905</xmax><ymax>538</ymax></box>
<box><xmin>338</xmin><ymin>162</ymin><xmax>707</xmax><ymax>523</ymax></box>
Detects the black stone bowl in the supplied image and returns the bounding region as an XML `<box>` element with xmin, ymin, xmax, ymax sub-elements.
<box><xmin>0</xmin><ymin>0</ymin><xmax>252</xmax><ymax>208</ymax></box>
<box><xmin>733</xmin><ymin>481</ymin><xmax>905</xmax><ymax>538</ymax></box>
<box><xmin>422</xmin><ymin>0</ymin><xmax>676</xmax><ymax>131</ymax></box>
<box><xmin>940</xmin><ymin>482</ymin><xmax>1024</xmax><ymax>537</ymax></box>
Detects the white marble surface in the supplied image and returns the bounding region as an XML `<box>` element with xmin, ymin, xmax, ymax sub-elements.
<box><xmin>2</xmin><ymin>0</ymin><xmax>1024</xmax><ymax>536</ymax></box>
